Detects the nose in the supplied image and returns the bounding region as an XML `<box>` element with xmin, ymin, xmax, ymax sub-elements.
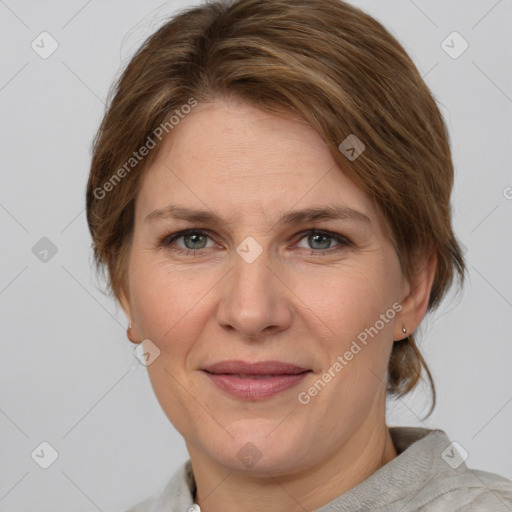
<box><xmin>216</xmin><ymin>248</ymin><xmax>294</xmax><ymax>339</ymax></box>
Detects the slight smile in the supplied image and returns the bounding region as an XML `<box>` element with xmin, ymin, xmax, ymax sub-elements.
<box><xmin>201</xmin><ymin>360</ymin><xmax>312</xmax><ymax>400</ymax></box>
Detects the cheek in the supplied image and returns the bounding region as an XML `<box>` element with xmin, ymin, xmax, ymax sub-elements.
<box><xmin>131</xmin><ymin>249</ymin><xmax>201</xmax><ymax>314</ymax></box>
<box><xmin>128</xmin><ymin>254</ymin><xmax>213</xmax><ymax>354</ymax></box>
<box><xmin>127</xmin><ymin>256</ymin><xmax>211</xmax><ymax>435</ymax></box>
<box><xmin>294</xmin><ymin>263</ymin><xmax>398</xmax><ymax>397</ymax></box>
<box><xmin>292</xmin><ymin>262</ymin><xmax>398</xmax><ymax>342</ymax></box>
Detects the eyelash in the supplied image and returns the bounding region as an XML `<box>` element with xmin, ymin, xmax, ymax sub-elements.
<box><xmin>158</xmin><ymin>228</ymin><xmax>352</xmax><ymax>257</ymax></box>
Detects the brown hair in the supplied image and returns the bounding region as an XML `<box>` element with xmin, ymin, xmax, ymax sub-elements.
<box><xmin>86</xmin><ymin>0</ymin><xmax>466</xmax><ymax>413</ymax></box>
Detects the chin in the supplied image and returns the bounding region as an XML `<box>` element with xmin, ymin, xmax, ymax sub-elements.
<box><xmin>198</xmin><ymin>427</ymin><xmax>313</xmax><ymax>475</ymax></box>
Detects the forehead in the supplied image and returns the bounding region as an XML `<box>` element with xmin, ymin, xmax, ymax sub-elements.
<box><xmin>162</xmin><ymin>99</ymin><xmax>333</xmax><ymax>178</ymax></box>
<box><xmin>135</xmin><ymin>98</ymin><xmax>383</xmax><ymax>232</ymax></box>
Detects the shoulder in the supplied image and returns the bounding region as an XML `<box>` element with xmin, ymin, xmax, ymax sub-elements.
<box><xmin>125</xmin><ymin>495</ymin><xmax>153</xmax><ymax>512</ymax></box>
<box><xmin>385</xmin><ymin>427</ymin><xmax>512</xmax><ymax>511</ymax></box>
<box><xmin>419</xmin><ymin>469</ymin><xmax>512</xmax><ymax>511</ymax></box>
<box><xmin>124</xmin><ymin>460</ymin><xmax>195</xmax><ymax>512</ymax></box>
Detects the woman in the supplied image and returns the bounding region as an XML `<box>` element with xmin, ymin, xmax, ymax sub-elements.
<box><xmin>86</xmin><ymin>0</ymin><xmax>512</xmax><ymax>510</ymax></box>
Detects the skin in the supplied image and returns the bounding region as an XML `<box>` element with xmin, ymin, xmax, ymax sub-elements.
<box><xmin>120</xmin><ymin>98</ymin><xmax>437</xmax><ymax>512</ymax></box>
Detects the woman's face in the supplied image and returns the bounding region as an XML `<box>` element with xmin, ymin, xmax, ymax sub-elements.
<box><xmin>123</xmin><ymin>98</ymin><xmax>412</xmax><ymax>475</ymax></box>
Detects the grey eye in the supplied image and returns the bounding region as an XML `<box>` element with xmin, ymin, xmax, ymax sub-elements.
<box><xmin>182</xmin><ymin>233</ymin><xmax>209</xmax><ymax>249</ymax></box>
<box><xmin>307</xmin><ymin>233</ymin><xmax>333</xmax><ymax>249</ymax></box>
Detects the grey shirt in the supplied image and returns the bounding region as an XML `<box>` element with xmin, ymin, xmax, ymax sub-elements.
<box><xmin>127</xmin><ymin>427</ymin><xmax>512</xmax><ymax>511</ymax></box>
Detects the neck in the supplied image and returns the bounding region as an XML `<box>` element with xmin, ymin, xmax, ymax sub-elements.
<box><xmin>188</xmin><ymin>415</ymin><xmax>397</xmax><ymax>512</ymax></box>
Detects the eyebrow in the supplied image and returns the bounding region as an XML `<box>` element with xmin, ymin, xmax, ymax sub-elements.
<box><xmin>145</xmin><ymin>203</ymin><xmax>372</xmax><ymax>227</ymax></box>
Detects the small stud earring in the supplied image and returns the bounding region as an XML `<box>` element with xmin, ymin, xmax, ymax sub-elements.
<box><xmin>402</xmin><ymin>327</ymin><xmax>407</xmax><ymax>334</ymax></box>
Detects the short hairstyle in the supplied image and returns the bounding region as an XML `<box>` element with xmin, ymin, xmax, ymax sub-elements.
<box><xmin>86</xmin><ymin>0</ymin><xmax>466</xmax><ymax>411</ymax></box>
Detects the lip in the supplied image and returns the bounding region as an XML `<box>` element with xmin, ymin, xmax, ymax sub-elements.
<box><xmin>201</xmin><ymin>360</ymin><xmax>311</xmax><ymax>400</ymax></box>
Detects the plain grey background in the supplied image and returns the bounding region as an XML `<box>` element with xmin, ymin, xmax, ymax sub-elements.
<box><xmin>1</xmin><ymin>0</ymin><xmax>511</xmax><ymax>510</ymax></box>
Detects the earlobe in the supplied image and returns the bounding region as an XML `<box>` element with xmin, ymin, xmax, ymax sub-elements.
<box><xmin>394</xmin><ymin>250</ymin><xmax>437</xmax><ymax>341</ymax></box>
<box><xmin>126</xmin><ymin>321</ymin><xmax>140</xmax><ymax>344</ymax></box>
<box><xmin>118</xmin><ymin>288</ymin><xmax>140</xmax><ymax>344</ymax></box>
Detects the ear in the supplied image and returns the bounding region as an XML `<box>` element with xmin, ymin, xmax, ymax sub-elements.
<box><xmin>394</xmin><ymin>249</ymin><xmax>437</xmax><ymax>341</ymax></box>
<box><xmin>118</xmin><ymin>286</ymin><xmax>140</xmax><ymax>345</ymax></box>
